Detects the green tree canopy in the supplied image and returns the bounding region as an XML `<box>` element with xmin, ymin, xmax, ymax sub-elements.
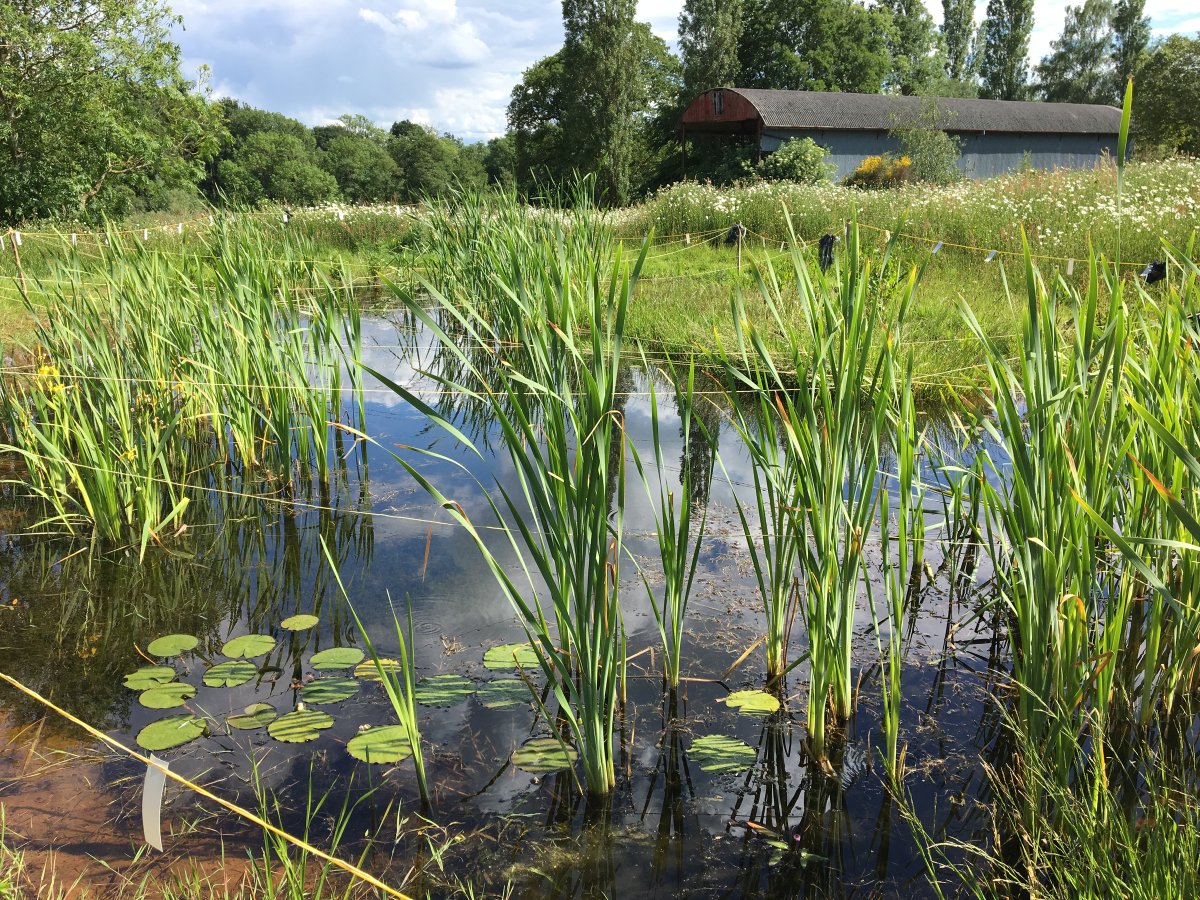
<box><xmin>0</xmin><ymin>0</ymin><xmax>222</xmax><ymax>224</ymax></box>
<box><xmin>979</xmin><ymin>0</ymin><xmax>1036</xmax><ymax>99</ymax></box>
<box><xmin>387</xmin><ymin>121</ymin><xmax>485</xmax><ymax>201</ymax></box>
<box><xmin>1133</xmin><ymin>35</ymin><xmax>1200</xmax><ymax>155</ymax></box>
<box><xmin>679</xmin><ymin>0</ymin><xmax>744</xmax><ymax>99</ymax></box>
<box><xmin>736</xmin><ymin>0</ymin><xmax>893</xmax><ymax>93</ymax></box>
<box><xmin>941</xmin><ymin>0</ymin><xmax>978</xmax><ymax>83</ymax></box>
<box><xmin>1036</xmin><ymin>0</ymin><xmax>1116</xmax><ymax>104</ymax></box>
<box><xmin>882</xmin><ymin>0</ymin><xmax>946</xmax><ymax>95</ymax></box>
<box><xmin>1112</xmin><ymin>0</ymin><xmax>1151</xmax><ymax>89</ymax></box>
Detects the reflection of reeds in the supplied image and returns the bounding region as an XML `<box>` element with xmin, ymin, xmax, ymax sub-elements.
<box><xmin>634</xmin><ymin>356</ymin><xmax>716</xmax><ymax>689</ymax></box>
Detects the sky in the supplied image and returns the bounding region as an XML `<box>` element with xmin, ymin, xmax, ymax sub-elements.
<box><xmin>171</xmin><ymin>1</ymin><xmax>1200</xmax><ymax>141</ymax></box>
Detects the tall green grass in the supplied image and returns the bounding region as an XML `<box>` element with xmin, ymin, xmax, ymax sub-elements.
<box><xmin>376</xmin><ymin>186</ymin><xmax>643</xmax><ymax>796</ymax></box>
<box><xmin>0</xmin><ymin>220</ymin><xmax>364</xmax><ymax>548</ymax></box>
<box><xmin>715</xmin><ymin>216</ymin><xmax>913</xmax><ymax>760</ymax></box>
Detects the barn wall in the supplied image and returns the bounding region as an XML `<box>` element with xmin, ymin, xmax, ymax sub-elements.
<box><xmin>762</xmin><ymin>129</ymin><xmax>1119</xmax><ymax>180</ymax></box>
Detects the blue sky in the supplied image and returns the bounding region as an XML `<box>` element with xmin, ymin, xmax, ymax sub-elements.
<box><xmin>171</xmin><ymin>1</ymin><xmax>1200</xmax><ymax>140</ymax></box>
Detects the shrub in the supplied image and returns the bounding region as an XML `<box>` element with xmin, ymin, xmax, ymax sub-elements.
<box><xmin>893</xmin><ymin>125</ymin><xmax>963</xmax><ymax>184</ymax></box>
<box><xmin>844</xmin><ymin>154</ymin><xmax>912</xmax><ymax>188</ymax></box>
<box><xmin>756</xmin><ymin>137</ymin><xmax>833</xmax><ymax>184</ymax></box>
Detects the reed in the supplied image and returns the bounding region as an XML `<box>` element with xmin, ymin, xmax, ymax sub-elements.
<box><xmin>375</xmin><ymin>186</ymin><xmax>644</xmax><ymax>796</ymax></box>
<box><xmin>0</xmin><ymin>219</ymin><xmax>364</xmax><ymax>547</ymax></box>
<box><xmin>715</xmin><ymin>215</ymin><xmax>912</xmax><ymax>759</ymax></box>
<box><xmin>633</xmin><ymin>356</ymin><xmax>717</xmax><ymax>690</ymax></box>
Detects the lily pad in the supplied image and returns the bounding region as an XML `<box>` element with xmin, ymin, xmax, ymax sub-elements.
<box><xmin>720</xmin><ymin>689</ymin><xmax>781</xmax><ymax>717</ymax></box>
<box><xmin>354</xmin><ymin>658</ymin><xmax>402</xmax><ymax>681</ymax></box>
<box><xmin>280</xmin><ymin>614</ymin><xmax>319</xmax><ymax>631</ymax></box>
<box><xmin>138</xmin><ymin>682</ymin><xmax>197</xmax><ymax>709</ymax></box>
<box><xmin>483</xmin><ymin>643</ymin><xmax>539</xmax><ymax>671</ymax></box>
<box><xmin>123</xmin><ymin>665</ymin><xmax>177</xmax><ymax>690</ymax></box>
<box><xmin>136</xmin><ymin>714</ymin><xmax>206</xmax><ymax>751</ymax></box>
<box><xmin>690</xmin><ymin>734</ymin><xmax>757</xmax><ymax>774</ymax></box>
<box><xmin>221</xmin><ymin>634</ymin><xmax>276</xmax><ymax>660</ymax></box>
<box><xmin>478</xmin><ymin>679</ymin><xmax>530</xmax><ymax>709</ymax></box>
<box><xmin>511</xmin><ymin>737</ymin><xmax>578</xmax><ymax>774</ymax></box>
<box><xmin>146</xmin><ymin>634</ymin><xmax>198</xmax><ymax>657</ymax></box>
<box><xmin>203</xmin><ymin>660</ymin><xmax>258</xmax><ymax>688</ymax></box>
<box><xmin>300</xmin><ymin>677</ymin><xmax>360</xmax><ymax>705</ymax></box>
<box><xmin>310</xmin><ymin>647</ymin><xmax>365</xmax><ymax>671</ymax></box>
<box><xmin>227</xmin><ymin>703</ymin><xmax>278</xmax><ymax>731</ymax></box>
<box><xmin>414</xmin><ymin>674</ymin><xmax>474</xmax><ymax>707</ymax></box>
<box><xmin>346</xmin><ymin>725</ymin><xmax>413</xmax><ymax>764</ymax></box>
<box><xmin>268</xmin><ymin>710</ymin><xmax>333</xmax><ymax>743</ymax></box>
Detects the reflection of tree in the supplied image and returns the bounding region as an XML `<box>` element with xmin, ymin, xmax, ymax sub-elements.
<box><xmin>640</xmin><ymin>692</ymin><xmax>698</xmax><ymax>891</ymax></box>
<box><xmin>0</xmin><ymin>475</ymin><xmax>373</xmax><ymax>737</ymax></box>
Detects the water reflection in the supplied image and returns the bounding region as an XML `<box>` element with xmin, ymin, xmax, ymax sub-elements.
<box><xmin>0</xmin><ymin>313</ymin><xmax>1013</xmax><ymax>898</ymax></box>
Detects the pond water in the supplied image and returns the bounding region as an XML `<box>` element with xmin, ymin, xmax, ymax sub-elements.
<box><xmin>0</xmin><ymin>312</ymin><xmax>1009</xmax><ymax>898</ymax></box>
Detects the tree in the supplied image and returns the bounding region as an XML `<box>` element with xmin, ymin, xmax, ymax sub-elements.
<box><xmin>508</xmin><ymin>24</ymin><xmax>680</xmax><ymax>200</ymax></box>
<box><xmin>387</xmin><ymin>121</ymin><xmax>485</xmax><ymax>201</ymax></box>
<box><xmin>0</xmin><ymin>0</ymin><xmax>222</xmax><ymax>224</ymax></box>
<box><xmin>560</xmin><ymin>1</ymin><xmax>643</xmax><ymax>206</ymax></box>
<box><xmin>1111</xmin><ymin>0</ymin><xmax>1150</xmax><ymax>92</ymax></box>
<box><xmin>679</xmin><ymin>0</ymin><xmax>744</xmax><ymax>99</ymax></box>
<box><xmin>979</xmin><ymin>0</ymin><xmax>1036</xmax><ymax>100</ymax></box>
<box><xmin>736</xmin><ymin>0</ymin><xmax>893</xmax><ymax>93</ymax></box>
<box><xmin>205</xmin><ymin>102</ymin><xmax>337</xmax><ymax>206</ymax></box>
<box><xmin>941</xmin><ymin>0</ymin><xmax>978</xmax><ymax>83</ymax></box>
<box><xmin>1133</xmin><ymin>35</ymin><xmax>1200</xmax><ymax>155</ymax></box>
<box><xmin>882</xmin><ymin>0</ymin><xmax>946</xmax><ymax>95</ymax></box>
<box><xmin>1036</xmin><ymin>0</ymin><xmax>1115</xmax><ymax>105</ymax></box>
<box><xmin>320</xmin><ymin>133</ymin><xmax>399</xmax><ymax>203</ymax></box>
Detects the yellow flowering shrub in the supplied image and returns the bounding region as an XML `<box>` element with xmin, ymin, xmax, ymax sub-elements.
<box><xmin>845</xmin><ymin>153</ymin><xmax>913</xmax><ymax>189</ymax></box>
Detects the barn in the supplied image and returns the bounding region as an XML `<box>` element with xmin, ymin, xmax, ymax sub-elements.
<box><xmin>679</xmin><ymin>88</ymin><xmax>1124</xmax><ymax>181</ymax></box>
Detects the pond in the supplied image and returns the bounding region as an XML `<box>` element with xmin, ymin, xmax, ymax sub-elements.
<box><xmin>0</xmin><ymin>312</ymin><xmax>1006</xmax><ymax>898</ymax></box>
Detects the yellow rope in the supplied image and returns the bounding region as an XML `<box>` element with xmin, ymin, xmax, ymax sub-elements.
<box><xmin>0</xmin><ymin>671</ymin><xmax>415</xmax><ymax>900</ymax></box>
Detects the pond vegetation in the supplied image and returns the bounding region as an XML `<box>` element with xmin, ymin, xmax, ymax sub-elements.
<box><xmin>2</xmin><ymin>100</ymin><xmax>1200</xmax><ymax>899</ymax></box>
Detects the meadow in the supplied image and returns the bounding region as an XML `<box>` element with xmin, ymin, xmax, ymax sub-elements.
<box><xmin>2</xmin><ymin>135</ymin><xmax>1200</xmax><ymax>898</ymax></box>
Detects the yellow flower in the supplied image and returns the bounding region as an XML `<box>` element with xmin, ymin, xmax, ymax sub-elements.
<box><xmin>121</xmin><ymin>446</ymin><xmax>138</xmax><ymax>462</ymax></box>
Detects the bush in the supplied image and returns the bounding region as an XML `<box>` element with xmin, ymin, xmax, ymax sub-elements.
<box><xmin>893</xmin><ymin>125</ymin><xmax>963</xmax><ymax>184</ymax></box>
<box><xmin>756</xmin><ymin>137</ymin><xmax>833</xmax><ymax>184</ymax></box>
<box><xmin>844</xmin><ymin>154</ymin><xmax>912</xmax><ymax>188</ymax></box>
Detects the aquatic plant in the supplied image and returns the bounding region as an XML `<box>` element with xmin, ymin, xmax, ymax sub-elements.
<box><xmin>715</xmin><ymin>215</ymin><xmax>912</xmax><ymax>760</ymax></box>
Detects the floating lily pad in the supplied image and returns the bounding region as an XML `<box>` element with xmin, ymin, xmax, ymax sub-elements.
<box><xmin>414</xmin><ymin>674</ymin><xmax>474</xmax><ymax>707</ymax></box>
<box><xmin>511</xmin><ymin>738</ymin><xmax>578</xmax><ymax>774</ymax></box>
<box><xmin>720</xmin><ymin>689</ymin><xmax>781</xmax><ymax>717</ymax></box>
<box><xmin>138</xmin><ymin>682</ymin><xmax>196</xmax><ymax>709</ymax></box>
<box><xmin>478</xmin><ymin>678</ymin><xmax>530</xmax><ymax>709</ymax></box>
<box><xmin>483</xmin><ymin>643</ymin><xmax>539</xmax><ymax>670</ymax></box>
<box><xmin>203</xmin><ymin>660</ymin><xmax>258</xmax><ymax>688</ymax></box>
<box><xmin>310</xmin><ymin>647</ymin><xmax>364</xmax><ymax>670</ymax></box>
<box><xmin>136</xmin><ymin>714</ymin><xmax>206</xmax><ymax>751</ymax></box>
<box><xmin>227</xmin><ymin>703</ymin><xmax>278</xmax><ymax>731</ymax></box>
<box><xmin>123</xmin><ymin>665</ymin><xmax>177</xmax><ymax>691</ymax></box>
<box><xmin>346</xmin><ymin>725</ymin><xmax>413</xmax><ymax>764</ymax></box>
<box><xmin>268</xmin><ymin>710</ymin><xmax>333</xmax><ymax>743</ymax></box>
<box><xmin>146</xmin><ymin>634</ymin><xmax>198</xmax><ymax>657</ymax></box>
<box><xmin>690</xmin><ymin>734</ymin><xmax>757</xmax><ymax>774</ymax></box>
<box><xmin>280</xmin><ymin>614</ymin><xmax>319</xmax><ymax>631</ymax></box>
<box><xmin>354</xmin><ymin>658</ymin><xmax>402</xmax><ymax>681</ymax></box>
<box><xmin>300</xmin><ymin>677</ymin><xmax>360</xmax><ymax>705</ymax></box>
<box><xmin>221</xmin><ymin>634</ymin><xmax>276</xmax><ymax>660</ymax></box>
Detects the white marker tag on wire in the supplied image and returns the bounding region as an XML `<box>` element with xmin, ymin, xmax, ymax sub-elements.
<box><xmin>13</xmin><ymin>231</ymin><xmax>21</xmax><ymax>247</ymax></box>
<box><xmin>985</xmin><ymin>250</ymin><xmax>997</xmax><ymax>263</ymax></box>
<box><xmin>931</xmin><ymin>241</ymin><xmax>942</xmax><ymax>254</ymax></box>
<box><xmin>143</xmin><ymin>754</ymin><xmax>168</xmax><ymax>851</ymax></box>
<box><xmin>1067</xmin><ymin>258</ymin><xmax>1075</xmax><ymax>275</ymax></box>
<box><xmin>177</xmin><ymin>223</ymin><xmax>183</xmax><ymax>235</ymax></box>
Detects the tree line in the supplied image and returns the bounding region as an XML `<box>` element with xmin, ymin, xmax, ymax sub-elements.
<box><xmin>2</xmin><ymin>1</ymin><xmax>1197</xmax><ymax>226</ymax></box>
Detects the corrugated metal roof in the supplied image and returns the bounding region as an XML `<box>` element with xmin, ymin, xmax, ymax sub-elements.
<box><xmin>727</xmin><ymin>89</ymin><xmax>1121</xmax><ymax>135</ymax></box>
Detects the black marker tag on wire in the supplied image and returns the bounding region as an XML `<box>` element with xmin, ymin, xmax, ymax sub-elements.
<box><xmin>143</xmin><ymin>754</ymin><xmax>168</xmax><ymax>851</ymax></box>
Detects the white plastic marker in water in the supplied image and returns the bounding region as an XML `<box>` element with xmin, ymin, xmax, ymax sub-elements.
<box><xmin>142</xmin><ymin>754</ymin><xmax>169</xmax><ymax>851</ymax></box>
